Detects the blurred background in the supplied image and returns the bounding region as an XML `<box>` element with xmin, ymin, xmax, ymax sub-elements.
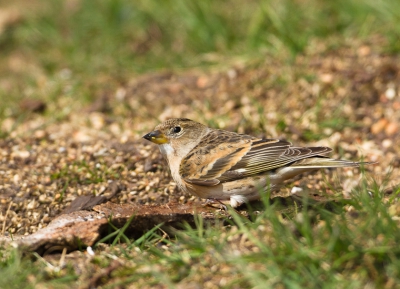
<box><xmin>0</xmin><ymin>0</ymin><xmax>399</xmax><ymax>138</ymax></box>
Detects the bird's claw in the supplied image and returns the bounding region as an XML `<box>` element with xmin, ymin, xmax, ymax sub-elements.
<box><xmin>203</xmin><ymin>198</ymin><xmax>228</xmax><ymax>211</ymax></box>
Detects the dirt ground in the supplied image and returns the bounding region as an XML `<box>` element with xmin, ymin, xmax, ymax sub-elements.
<box><xmin>0</xmin><ymin>41</ymin><xmax>399</xmax><ymax>238</ymax></box>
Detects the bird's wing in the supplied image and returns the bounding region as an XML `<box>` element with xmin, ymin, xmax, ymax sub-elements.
<box><xmin>179</xmin><ymin>130</ymin><xmax>253</xmax><ymax>185</ymax></box>
<box><xmin>220</xmin><ymin>139</ymin><xmax>332</xmax><ymax>181</ymax></box>
<box><xmin>180</xmin><ymin>130</ymin><xmax>333</xmax><ymax>186</ymax></box>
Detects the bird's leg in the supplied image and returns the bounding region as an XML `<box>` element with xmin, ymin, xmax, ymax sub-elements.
<box><xmin>203</xmin><ymin>198</ymin><xmax>228</xmax><ymax>211</ymax></box>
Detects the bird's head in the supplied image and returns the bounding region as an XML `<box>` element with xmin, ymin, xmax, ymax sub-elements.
<box><xmin>143</xmin><ymin>118</ymin><xmax>209</xmax><ymax>156</ymax></box>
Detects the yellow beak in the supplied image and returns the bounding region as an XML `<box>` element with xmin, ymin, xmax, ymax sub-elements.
<box><xmin>142</xmin><ymin>130</ymin><xmax>168</xmax><ymax>144</ymax></box>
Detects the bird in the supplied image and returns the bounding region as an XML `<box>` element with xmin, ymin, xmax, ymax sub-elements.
<box><xmin>143</xmin><ymin>118</ymin><xmax>371</xmax><ymax>208</ymax></box>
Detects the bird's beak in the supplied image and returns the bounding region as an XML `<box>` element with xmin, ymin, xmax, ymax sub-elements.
<box><xmin>143</xmin><ymin>130</ymin><xmax>168</xmax><ymax>144</ymax></box>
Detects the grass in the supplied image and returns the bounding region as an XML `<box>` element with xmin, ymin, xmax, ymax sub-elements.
<box><xmin>51</xmin><ymin>160</ymin><xmax>121</xmax><ymax>186</ymax></box>
<box><xmin>0</xmin><ymin>248</ymin><xmax>37</xmax><ymax>289</ymax></box>
<box><xmin>49</xmin><ymin>160</ymin><xmax>121</xmax><ymax>202</ymax></box>
<box><xmin>2</xmin><ymin>179</ymin><xmax>399</xmax><ymax>288</ymax></box>
<box><xmin>9</xmin><ymin>0</ymin><xmax>400</xmax><ymax>71</ymax></box>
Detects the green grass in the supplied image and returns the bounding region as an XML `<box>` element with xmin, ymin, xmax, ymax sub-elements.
<box><xmin>1</xmin><ymin>0</ymin><xmax>400</xmax><ymax>120</ymax></box>
<box><xmin>0</xmin><ymin>248</ymin><xmax>37</xmax><ymax>289</ymax></box>
<box><xmin>50</xmin><ymin>160</ymin><xmax>120</xmax><ymax>186</ymax></box>
<box><xmin>49</xmin><ymin>160</ymin><xmax>121</xmax><ymax>202</ymax></box>
<box><xmin>8</xmin><ymin>0</ymin><xmax>400</xmax><ymax>74</ymax></box>
<box><xmin>2</xmin><ymin>181</ymin><xmax>399</xmax><ymax>288</ymax></box>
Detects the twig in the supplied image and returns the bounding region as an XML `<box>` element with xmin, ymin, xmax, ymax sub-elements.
<box><xmin>1</xmin><ymin>202</ymin><xmax>13</xmax><ymax>235</ymax></box>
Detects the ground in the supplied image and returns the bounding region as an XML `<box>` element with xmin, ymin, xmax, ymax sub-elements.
<box><xmin>1</xmin><ymin>42</ymin><xmax>399</xmax><ymax>236</ymax></box>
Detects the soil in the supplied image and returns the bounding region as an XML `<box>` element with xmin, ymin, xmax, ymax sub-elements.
<box><xmin>0</xmin><ymin>42</ymin><xmax>399</xmax><ymax>241</ymax></box>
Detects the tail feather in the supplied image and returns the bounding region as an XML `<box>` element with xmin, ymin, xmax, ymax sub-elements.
<box><xmin>290</xmin><ymin>158</ymin><xmax>374</xmax><ymax>169</ymax></box>
<box><xmin>274</xmin><ymin>158</ymin><xmax>375</xmax><ymax>181</ymax></box>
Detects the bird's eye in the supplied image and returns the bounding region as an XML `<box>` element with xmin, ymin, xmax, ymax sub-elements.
<box><xmin>173</xmin><ymin>126</ymin><xmax>181</xmax><ymax>133</ymax></box>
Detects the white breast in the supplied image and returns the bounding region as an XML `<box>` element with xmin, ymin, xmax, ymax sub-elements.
<box><xmin>159</xmin><ymin>144</ymin><xmax>186</xmax><ymax>191</ymax></box>
<box><xmin>159</xmin><ymin>143</ymin><xmax>175</xmax><ymax>156</ymax></box>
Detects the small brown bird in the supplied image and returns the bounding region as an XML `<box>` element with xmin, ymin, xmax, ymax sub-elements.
<box><xmin>143</xmin><ymin>118</ymin><xmax>370</xmax><ymax>208</ymax></box>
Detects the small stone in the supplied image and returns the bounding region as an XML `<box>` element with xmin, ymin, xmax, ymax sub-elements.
<box><xmin>371</xmin><ymin>118</ymin><xmax>388</xmax><ymax>134</ymax></box>
<box><xmin>291</xmin><ymin>186</ymin><xmax>303</xmax><ymax>194</ymax></box>
<box><xmin>358</xmin><ymin>45</ymin><xmax>371</xmax><ymax>56</ymax></box>
<box><xmin>382</xmin><ymin>139</ymin><xmax>393</xmax><ymax>149</ymax></box>
<box><xmin>89</xmin><ymin>113</ymin><xmax>105</xmax><ymax>130</ymax></box>
<box><xmin>144</xmin><ymin>158</ymin><xmax>155</xmax><ymax>173</ymax></box>
<box><xmin>87</xmin><ymin>246</ymin><xmax>95</xmax><ymax>256</ymax></box>
<box><xmin>115</xmin><ymin>87</ymin><xmax>126</xmax><ymax>101</ymax></box>
<box><xmin>12</xmin><ymin>150</ymin><xmax>30</xmax><ymax>159</ymax></box>
<box><xmin>385</xmin><ymin>87</ymin><xmax>396</xmax><ymax>100</ymax></box>
<box><xmin>58</xmin><ymin>147</ymin><xmax>66</xmax><ymax>153</ymax></box>
<box><xmin>26</xmin><ymin>200</ymin><xmax>36</xmax><ymax>210</ymax></box>
<box><xmin>196</xmin><ymin>76</ymin><xmax>209</xmax><ymax>88</ymax></box>
<box><xmin>385</xmin><ymin>122</ymin><xmax>398</xmax><ymax>136</ymax></box>
<box><xmin>98</xmin><ymin>185</ymin><xmax>106</xmax><ymax>194</ymax></box>
<box><xmin>19</xmin><ymin>99</ymin><xmax>47</xmax><ymax>113</ymax></box>
<box><xmin>13</xmin><ymin>174</ymin><xmax>19</xmax><ymax>184</ymax></box>
<box><xmin>320</xmin><ymin>73</ymin><xmax>333</xmax><ymax>83</ymax></box>
<box><xmin>34</xmin><ymin>130</ymin><xmax>46</xmax><ymax>139</ymax></box>
<box><xmin>73</xmin><ymin>131</ymin><xmax>92</xmax><ymax>142</ymax></box>
<box><xmin>167</xmin><ymin>83</ymin><xmax>183</xmax><ymax>94</ymax></box>
<box><xmin>227</xmin><ymin>69</ymin><xmax>237</xmax><ymax>79</ymax></box>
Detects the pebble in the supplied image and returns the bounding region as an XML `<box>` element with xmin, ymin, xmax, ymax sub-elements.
<box><xmin>26</xmin><ymin>200</ymin><xmax>36</xmax><ymax>210</ymax></box>
<box><xmin>87</xmin><ymin>246</ymin><xmax>95</xmax><ymax>256</ymax></box>
<box><xmin>382</xmin><ymin>139</ymin><xmax>393</xmax><ymax>149</ymax></box>
<box><xmin>371</xmin><ymin>118</ymin><xmax>388</xmax><ymax>134</ymax></box>
<box><xmin>357</xmin><ymin>45</ymin><xmax>371</xmax><ymax>56</ymax></box>
<box><xmin>89</xmin><ymin>113</ymin><xmax>105</xmax><ymax>130</ymax></box>
<box><xmin>385</xmin><ymin>122</ymin><xmax>398</xmax><ymax>136</ymax></box>
<box><xmin>13</xmin><ymin>174</ymin><xmax>19</xmax><ymax>184</ymax></box>
<box><xmin>291</xmin><ymin>186</ymin><xmax>303</xmax><ymax>195</ymax></box>
<box><xmin>320</xmin><ymin>73</ymin><xmax>333</xmax><ymax>83</ymax></box>
<box><xmin>227</xmin><ymin>69</ymin><xmax>237</xmax><ymax>79</ymax></box>
<box><xmin>11</xmin><ymin>150</ymin><xmax>30</xmax><ymax>159</ymax></box>
<box><xmin>385</xmin><ymin>87</ymin><xmax>396</xmax><ymax>100</ymax></box>
<box><xmin>58</xmin><ymin>147</ymin><xmax>66</xmax><ymax>153</ymax></box>
<box><xmin>115</xmin><ymin>87</ymin><xmax>126</xmax><ymax>101</ymax></box>
<box><xmin>196</xmin><ymin>76</ymin><xmax>209</xmax><ymax>88</ymax></box>
<box><xmin>34</xmin><ymin>130</ymin><xmax>46</xmax><ymax>139</ymax></box>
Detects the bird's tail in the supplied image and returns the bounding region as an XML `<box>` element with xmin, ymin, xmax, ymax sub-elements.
<box><xmin>289</xmin><ymin>158</ymin><xmax>374</xmax><ymax>169</ymax></box>
<box><xmin>275</xmin><ymin>158</ymin><xmax>375</xmax><ymax>181</ymax></box>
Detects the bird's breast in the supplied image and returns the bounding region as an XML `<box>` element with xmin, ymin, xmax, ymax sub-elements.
<box><xmin>159</xmin><ymin>143</ymin><xmax>175</xmax><ymax>156</ymax></box>
<box><xmin>159</xmin><ymin>144</ymin><xmax>187</xmax><ymax>191</ymax></box>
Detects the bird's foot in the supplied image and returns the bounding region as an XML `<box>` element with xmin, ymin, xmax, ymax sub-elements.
<box><xmin>203</xmin><ymin>198</ymin><xmax>228</xmax><ymax>211</ymax></box>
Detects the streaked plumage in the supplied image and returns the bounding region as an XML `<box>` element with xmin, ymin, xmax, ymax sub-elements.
<box><xmin>143</xmin><ymin>118</ymin><xmax>370</xmax><ymax>208</ymax></box>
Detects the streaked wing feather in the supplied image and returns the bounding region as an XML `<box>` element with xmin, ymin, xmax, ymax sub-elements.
<box><xmin>180</xmin><ymin>131</ymin><xmax>335</xmax><ymax>185</ymax></box>
<box><xmin>185</xmin><ymin>179</ymin><xmax>221</xmax><ymax>186</ymax></box>
<box><xmin>219</xmin><ymin>139</ymin><xmax>333</xmax><ymax>182</ymax></box>
<box><xmin>179</xmin><ymin>130</ymin><xmax>253</xmax><ymax>183</ymax></box>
